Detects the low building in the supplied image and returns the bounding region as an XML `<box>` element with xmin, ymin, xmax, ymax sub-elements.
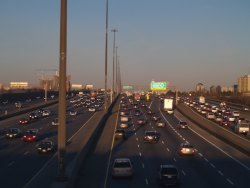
<box><xmin>10</xmin><ymin>82</ymin><xmax>28</xmax><ymax>88</ymax></box>
<box><xmin>238</xmin><ymin>75</ymin><xmax>250</xmax><ymax>93</ymax></box>
<box><xmin>210</xmin><ymin>85</ymin><xmax>221</xmax><ymax>93</ymax></box>
<box><xmin>71</xmin><ymin>84</ymin><xmax>83</xmax><ymax>90</ymax></box>
<box><xmin>221</xmin><ymin>87</ymin><xmax>234</xmax><ymax>92</ymax></box>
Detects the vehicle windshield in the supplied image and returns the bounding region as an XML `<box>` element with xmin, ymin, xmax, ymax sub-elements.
<box><xmin>114</xmin><ymin>162</ymin><xmax>131</xmax><ymax>168</ymax></box>
<box><xmin>26</xmin><ymin>130</ymin><xmax>36</xmax><ymax>134</ymax></box>
<box><xmin>161</xmin><ymin>168</ymin><xmax>177</xmax><ymax>174</ymax></box>
<box><xmin>9</xmin><ymin>129</ymin><xmax>18</xmax><ymax>132</ymax></box>
<box><xmin>40</xmin><ymin>142</ymin><xmax>51</xmax><ymax>146</ymax></box>
<box><xmin>183</xmin><ymin>144</ymin><xmax>193</xmax><ymax>148</ymax></box>
<box><xmin>146</xmin><ymin>132</ymin><xmax>155</xmax><ymax>136</ymax></box>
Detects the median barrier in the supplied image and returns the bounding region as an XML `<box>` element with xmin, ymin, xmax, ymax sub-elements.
<box><xmin>175</xmin><ymin>102</ymin><xmax>250</xmax><ymax>157</ymax></box>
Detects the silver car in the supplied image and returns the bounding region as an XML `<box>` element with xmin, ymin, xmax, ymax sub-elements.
<box><xmin>52</xmin><ymin>118</ymin><xmax>59</xmax><ymax>126</ymax></box>
<box><xmin>121</xmin><ymin>115</ymin><xmax>128</xmax><ymax>122</ymax></box>
<box><xmin>234</xmin><ymin>122</ymin><xmax>249</xmax><ymax>134</ymax></box>
<box><xmin>112</xmin><ymin>158</ymin><xmax>133</xmax><ymax>179</ymax></box>
<box><xmin>43</xmin><ymin>110</ymin><xmax>50</xmax><ymax>116</ymax></box>
<box><xmin>227</xmin><ymin>115</ymin><xmax>235</xmax><ymax>122</ymax></box>
<box><xmin>70</xmin><ymin>110</ymin><xmax>77</xmax><ymax>115</ymax></box>
<box><xmin>120</xmin><ymin>121</ymin><xmax>128</xmax><ymax>129</ymax></box>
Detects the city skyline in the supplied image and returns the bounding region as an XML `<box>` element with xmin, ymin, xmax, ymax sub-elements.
<box><xmin>1</xmin><ymin>0</ymin><xmax>250</xmax><ymax>92</ymax></box>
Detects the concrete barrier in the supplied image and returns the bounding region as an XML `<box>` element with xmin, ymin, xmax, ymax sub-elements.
<box><xmin>175</xmin><ymin>102</ymin><xmax>250</xmax><ymax>157</ymax></box>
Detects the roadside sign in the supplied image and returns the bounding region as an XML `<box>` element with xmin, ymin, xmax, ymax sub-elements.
<box><xmin>151</xmin><ymin>82</ymin><xmax>166</xmax><ymax>90</ymax></box>
<box><xmin>123</xmin><ymin>86</ymin><xmax>133</xmax><ymax>89</ymax></box>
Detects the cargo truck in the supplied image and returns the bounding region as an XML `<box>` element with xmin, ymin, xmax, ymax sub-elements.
<box><xmin>199</xmin><ymin>96</ymin><xmax>205</xmax><ymax>107</ymax></box>
<box><xmin>91</xmin><ymin>92</ymin><xmax>96</xmax><ymax>100</ymax></box>
<box><xmin>135</xmin><ymin>93</ymin><xmax>140</xmax><ymax>102</ymax></box>
<box><xmin>163</xmin><ymin>99</ymin><xmax>173</xmax><ymax>114</ymax></box>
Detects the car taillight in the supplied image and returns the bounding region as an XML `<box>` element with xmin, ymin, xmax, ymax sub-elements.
<box><xmin>112</xmin><ymin>168</ymin><xmax>115</xmax><ymax>172</ymax></box>
<box><xmin>155</xmin><ymin>136</ymin><xmax>157</xmax><ymax>139</ymax></box>
<box><xmin>143</xmin><ymin>121</ymin><xmax>145</xmax><ymax>122</ymax></box>
<box><xmin>115</xmin><ymin>133</ymin><xmax>117</xmax><ymax>136</ymax></box>
<box><xmin>181</xmin><ymin>148</ymin><xmax>183</xmax><ymax>152</ymax></box>
<box><xmin>130</xmin><ymin>168</ymin><xmax>133</xmax><ymax>172</ymax></box>
<box><xmin>185</xmin><ymin>125</ymin><xmax>188</xmax><ymax>126</ymax></box>
<box><xmin>145</xmin><ymin>136</ymin><xmax>146</xmax><ymax>138</ymax></box>
<box><xmin>179</xmin><ymin>125</ymin><xmax>182</xmax><ymax>126</ymax></box>
<box><xmin>192</xmin><ymin>149</ymin><xmax>194</xmax><ymax>153</ymax></box>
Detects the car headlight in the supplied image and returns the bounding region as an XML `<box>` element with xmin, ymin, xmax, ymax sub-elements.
<box><xmin>38</xmin><ymin>148</ymin><xmax>41</xmax><ymax>150</ymax></box>
<box><xmin>24</xmin><ymin>136</ymin><xmax>26</xmax><ymax>138</ymax></box>
<box><xmin>47</xmin><ymin>148</ymin><xmax>51</xmax><ymax>150</ymax></box>
<box><xmin>6</xmin><ymin>134</ymin><xmax>9</xmax><ymax>136</ymax></box>
<box><xmin>14</xmin><ymin>134</ymin><xmax>17</xmax><ymax>136</ymax></box>
<box><xmin>33</xmin><ymin>136</ymin><xmax>36</xmax><ymax>138</ymax></box>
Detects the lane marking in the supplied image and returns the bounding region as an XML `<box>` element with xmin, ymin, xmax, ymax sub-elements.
<box><xmin>182</xmin><ymin>170</ymin><xmax>186</xmax><ymax>176</ymax></box>
<box><xmin>138</xmin><ymin>144</ymin><xmax>140</xmax><ymax>148</ymax></box>
<box><xmin>162</xmin><ymin>141</ymin><xmax>164</xmax><ymax>144</ymax></box>
<box><xmin>204</xmin><ymin>158</ymin><xmax>209</xmax><ymax>162</ymax></box>
<box><xmin>173</xmin><ymin>158</ymin><xmax>177</xmax><ymax>162</ymax></box>
<box><xmin>36</xmin><ymin>144</ymin><xmax>39</xmax><ymax>147</ymax></box>
<box><xmin>24</xmin><ymin>151</ymin><xmax>29</xmax><ymax>155</ymax></box>
<box><xmin>199</xmin><ymin>153</ymin><xmax>203</xmax><ymax>156</ymax></box>
<box><xmin>167</xmin><ymin>148</ymin><xmax>169</xmax><ymax>151</ymax></box>
<box><xmin>145</xmin><ymin>179</ymin><xmax>148</xmax><ymax>185</ymax></box>
<box><xmin>8</xmin><ymin>162</ymin><xmax>14</xmax><ymax>166</ymax></box>
<box><xmin>227</xmin><ymin>179</ymin><xmax>234</xmax><ymax>185</ymax></box>
<box><xmin>218</xmin><ymin>170</ymin><xmax>224</xmax><ymax>176</ymax></box>
<box><xmin>142</xmin><ymin>163</ymin><xmax>145</xmax><ymax>168</ymax></box>
<box><xmin>136</xmin><ymin>138</ymin><xmax>138</xmax><ymax>140</ymax></box>
<box><xmin>139</xmin><ymin>153</ymin><xmax>142</xmax><ymax>156</ymax></box>
<box><xmin>210</xmin><ymin>164</ymin><xmax>216</xmax><ymax>168</ymax></box>
<box><xmin>135</xmin><ymin>133</ymin><xmax>136</xmax><ymax>135</ymax></box>
<box><xmin>182</xmin><ymin>138</ymin><xmax>185</xmax><ymax>140</ymax></box>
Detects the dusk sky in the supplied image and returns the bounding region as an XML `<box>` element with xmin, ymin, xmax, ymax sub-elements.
<box><xmin>1</xmin><ymin>0</ymin><xmax>250</xmax><ymax>92</ymax></box>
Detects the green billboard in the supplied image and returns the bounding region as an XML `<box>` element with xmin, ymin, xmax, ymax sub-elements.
<box><xmin>151</xmin><ymin>82</ymin><xmax>166</xmax><ymax>90</ymax></box>
<box><xmin>123</xmin><ymin>86</ymin><xmax>133</xmax><ymax>89</ymax></box>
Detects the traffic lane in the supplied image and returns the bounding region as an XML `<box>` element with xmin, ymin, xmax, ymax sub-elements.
<box><xmin>168</xmin><ymin>111</ymin><xmax>250</xmax><ymax>187</ymax></box>
<box><xmin>159</xmin><ymin>102</ymin><xmax>250</xmax><ymax>187</ymax></box>
<box><xmin>0</xmin><ymin>107</ymin><xmax>98</xmax><ymax>188</ymax></box>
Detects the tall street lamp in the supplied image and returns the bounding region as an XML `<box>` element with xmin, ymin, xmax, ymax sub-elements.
<box><xmin>104</xmin><ymin>0</ymin><xmax>108</xmax><ymax>111</ymax></box>
<box><xmin>116</xmin><ymin>46</ymin><xmax>118</xmax><ymax>96</ymax></box>
<box><xmin>111</xmin><ymin>29</ymin><xmax>118</xmax><ymax>100</ymax></box>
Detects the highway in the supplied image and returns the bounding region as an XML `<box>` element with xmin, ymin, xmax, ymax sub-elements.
<box><xmin>0</xmin><ymin>96</ymin><xmax>108</xmax><ymax>188</ymax></box>
<box><xmin>77</xmin><ymin>96</ymin><xmax>250</xmax><ymax>188</ymax></box>
<box><xmin>0</xmin><ymin>96</ymin><xmax>59</xmax><ymax>116</ymax></box>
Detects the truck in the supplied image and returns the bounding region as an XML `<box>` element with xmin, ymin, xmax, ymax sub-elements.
<box><xmin>135</xmin><ymin>93</ymin><xmax>140</xmax><ymax>102</ymax></box>
<box><xmin>199</xmin><ymin>96</ymin><xmax>205</xmax><ymax>107</ymax></box>
<box><xmin>145</xmin><ymin>94</ymin><xmax>150</xmax><ymax>101</ymax></box>
<box><xmin>163</xmin><ymin>99</ymin><xmax>173</xmax><ymax>114</ymax></box>
<box><xmin>91</xmin><ymin>92</ymin><xmax>96</xmax><ymax>100</ymax></box>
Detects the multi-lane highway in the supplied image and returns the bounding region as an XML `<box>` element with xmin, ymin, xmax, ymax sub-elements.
<box><xmin>0</xmin><ymin>96</ymin><xmax>108</xmax><ymax>188</ymax></box>
<box><xmin>76</xmin><ymin>95</ymin><xmax>250</xmax><ymax>188</ymax></box>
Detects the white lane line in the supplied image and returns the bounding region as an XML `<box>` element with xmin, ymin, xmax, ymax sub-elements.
<box><xmin>45</xmin><ymin>138</ymin><xmax>48</xmax><ymax>140</ymax></box>
<box><xmin>182</xmin><ymin>138</ymin><xmax>185</xmax><ymax>140</ymax></box>
<box><xmin>138</xmin><ymin>144</ymin><xmax>140</xmax><ymax>148</ymax></box>
<box><xmin>139</xmin><ymin>153</ymin><xmax>142</xmax><ymax>156</ymax></box>
<box><xmin>218</xmin><ymin>170</ymin><xmax>224</xmax><ymax>176</ymax></box>
<box><xmin>227</xmin><ymin>179</ymin><xmax>234</xmax><ymax>185</ymax></box>
<box><xmin>210</xmin><ymin>164</ymin><xmax>216</xmax><ymax>168</ymax></box>
<box><xmin>8</xmin><ymin>162</ymin><xmax>14</xmax><ymax>167</ymax></box>
<box><xmin>36</xmin><ymin>144</ymin><xmax>39</xmax><ymax>147</ymax></box>
<box><xmin>145</xmin><ymin>179</ymin><xmax>148</xmax><ymax>185</ymax></box>
<box><xmin>180</xmin><ymin>135</ymin><xmax>182</xmax><ymax>138</ymax></box>
<box><xmin>194</xmin><ymin>149</ymin><xmax>198</xmax><ymax>152</ymax></box>
<box><xmin>152</xmin><ymin>126</ymin><xmax>154</xmax><ymax>128</ymax></box>
<box><xmin>167</xmin><ymin>148</ymin><xmax>169</xmax><ymax>151</ymax></box>
<box><xmin>136</xmin><ymin>138</ymin><xmax>138</xmax><ymax>140</ymax></box>
<box><xmin>24</xmin><ymin>151</ymin><xmax>29</xmax><ymax>155</ymax></box>
<box><xmin>8</xmin><ymin>144</ymin><xmax>13</xmax><ymax>147</ymax></box>
<box><xmin>142</xmin><ymin>163</ymin><xmax>145</xmax><ymax>168</ymax></box>
<box><xmin>185</xmin><ymin>141</ymin><xmax>189</xmax><ymax>143</ymax></box>
<box><xmin>133</xmin><ymin>124</ymin><xmax>134</xmax><ymax>126</ymax></box>
<box><xmin>204</xmin><ymin>158</ymin><xmax>209</xmax><ymax>162</ymax></box>
<box><xmin>173</xmin><ymin>158</ymin><xmax>177</xmax><ymax>162</ymax></box>
<box><xmin>134</xmin><ymin>128</ymin><xmax>136</xmax><ymax>131</ymax></box>
<box><xmin>182</xmin><ymin>170</ymin><xmax>186</xmax><ymax>176</ymax></box>
<box><xmin>162</xmin><ymin>141</ymin><xmax>164</xmax><ymax>144</ymax></box>
<box><xmin>199</xmin><ymin>153</ymin><xmax>203</xmax><ymax>156</ymax></box>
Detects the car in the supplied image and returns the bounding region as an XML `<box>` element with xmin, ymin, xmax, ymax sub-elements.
<box><xmin>143</xmin><ymin>131</ymin><xmax>157</xmax><ymax>143</ymax></box>
<box><xmin>232</xmin><ymin>111</ymin><xmax>240</xmax><ymax>117</ymax></box>
<box><xmin>38</xmin><ymin>141</ymin><xmax>54</xmax><ymax>153</ymax></box>
<box><xmin>74</xmin><ymin>103</ymin><xmax>81</xmax><ymax>107</ymax></box>
<box><xmin>234</xmin><ymin>117</ymin><xmax>245</xmax><ymax>124</ymax></box>
<box><xmin>133</xmin><ymin>104</ymin><xmax>139</xmax><ymax>109</ymax></box>
<box><xmin>224</xmin><ymin>110</ymin><xmax>231</xmax><ymax>115</ymax></box>
<box><xmin>220</xmin><ymin>119</ymin><xmax>230</xmax><ymax>126</ymax></box>
<box><xmin>206</xmin><ymin>112</ymin><xmax>215</xmax><ymax>119</ymax></box>
<box><xmin>242</xmin><ymin>106</ymin><xmax>249</xmax><ymax>111</ymax></box>
<box><xmin>178</xmin><ymin>143</ymin><xmax>194</xmax><ymax>155</ymax></box>
<box><xmin>23</xmin><ymin>129</ymin><xmax>39</xmax><ymax>142</ymax></box>
<box><xmin>86</xmin><ymin>101</ymin><xmax>91</xmax><ymax>106</ymax></box>
<box><xmin>197</xmin><ymin>107</ymin><xmax>202</xmax><ymax>113</ymax></box>
<box><xmin>70</xmin><ymin>100</ymin><xmax>75</xmax><ymax>103</ymax></box>
<box><xmin>80</xmin><ymin>100</ymin><xmax>85</xmax><ymax>104</ymax></box>
<box><xmin>211</xmin><ymin>108</ymin><xmax>217</xmax><ymax>113</ymax></box>
<box><xmin>15</xmin><ymin>101</ymin><xmax>21</xmax><ymax>105</ymax></box>
<box><xmin>222</xmin><ymin>114</ymin><xmax>229</xmax><ymax>119</ymax></box>
<box><xmin>36</xmin><ymin>96</ymin><xmax>40</xmax><ymax>99</ymax></box>
<box><xmin>3</xmin><ymin>100</ymin><xmax>9</xmax><ymax>104</ymax></box>
<box><xmin>151</xmin><ymin>114</ymin><xmax>160</xmax><ymax>121</ymax></box>
<box><xmin>26</xmin><ymin>98</ymin><xmax>31</xmax><ymax>103</ymax></box>
<box><xmin>112</xmin><ymin>158</ymin><xmax>133</xmax><ymax>179</ymax></box>
<box><xmin>52</xmin><ymin>118</ymin><xmax>59</xmax><ymax>126</ymax></box>
<box><xmin>82</xmin><ymin>103</ymin><xmax>88</xmax><ymax>108</ymax></box>
<box><xmin>166</xmin><ymin>109</ymin><xmax>174</xmax><ymax>115</ymax></box>
<box><xmin>214</xmin><ymin>116</ymin><xmax>223</xmax><ymax>122</ymax></box>
<box><xmin>19</xmin><ymin>117</ymin><xmax>30</xmax><ymax>124</ymax></box>
<box><xmin>141</xmin><ymin>102</ymin><xmax>147</xmax><ymax>107</ymax></box>
<box><xmin>178</xmin><ymin>121</ymin><xmax>188</xmax><ymax>129</ymax></box>
<box><xmin>99</xmin><ymin>100</ymin><xmax>104</xmax><ymax>104</ymax></box>
<box><xmin>6</xmin><ymin>128</ymin><xmax>21</xmax><ymax>138</ymax></box>
<box><xmin>234</xmin><ymin>121</ymin><xmax>250</xmax><ymax>134</ymax></box>
<box><xmin>156</xmin><ymin>120</ymin><xmax>166</xmax><ymax>128</ymax></box>
<box><xmin>115</xmin><ymin>129</ymin><xmax>126</xmax><ymax>140</ymax></box>
<box><xmin>38</xmin><ymin>108</ymin><xmax>45</xmax><ymax>114</ymax></box>
<box><xmin>29</xmin><ymin>112</ymin><xmax>39</xmax><ymax>119</ymax></box>
<box><xmin>215</xmin><ymin>110</ymin><xmax>223</xmax><ymax>116</ymax></box>
<box><xmin>200</xmin><ymin>109</ymin><xmax>207</xmax><ymax>115</ymax></box>
<box><xmin>15</xmin><ymin>102</ymin><xmax>22</xmax><ymax>108</ymax></box>
<box><xmin>89</xmin><ymin>106</ymin><xmax>96</xmax><ymax>112</ymax></box>
<box><xmin>51</xmin><ymin>95</ymin><xmax>55</xmax><ymax>98</ymax></box>
<box><xmin>119</xmin><ymin>110</ymin><xmax>126</xmax><ymax>116</ymax></box>
<box><xmin>122</xmin><ymin>106</ymin><xmax>129</xmax><ymax>111</ymax></box>
<box><xmin>121</xmin><ymin>115</ymin><xmax>128</xmax><ymax>122</ymax></box>
<box><xmin>147</xmin><ymin>109</ymin><xmax>154</xmax><ymax>115</ymax></box>
<box><xmin>120</xmin><ymin>122</ymin><xmax>128</xmax><ymax>129</ymax></box>
<box><xmin>134</xmin><ymin>110</ymin><xmax>141</xmax><ymax>116</ymax></box>
<box><xmin>121</xmin><ymin>102</ymin><xmax>126</xmax><ymax>107</ymax></box>
<box><xmin>43</xmin><ymin>110</ymin><xmax>50</xmax><ymax>116</ymax></box>
<box><xmin>156</xmin><ymin>165</ymin><xmax>180</xmax><ymax>187</ymax></box>
<box><xmin>70</xmin><ymin>110</ymin><xmax>77</xmax><ymax>115</ymax></box>
<box><xmin>137</xmin><ymin>118</ymin><xmax>146</xmax><ymax>125</ymax></box>
<box><xmin>227</xmin><ymin>115</ymin><xmax>235</xmax><ymax>122</ymax></box>
<box><xmin>206</xmin><ymin>105</ymin><xmax>212</xmax><ymax>111</ymax></box>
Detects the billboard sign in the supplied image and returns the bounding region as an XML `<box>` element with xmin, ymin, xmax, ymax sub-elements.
<box><xmin>151</xmin><ymin>82</ymin><xmax>166</xmax><ymax>90</ymax></box>
<box><xmin>123</xmin><ymin>86</ymin><xmax>133</xmax><ymax>89</ymax></box>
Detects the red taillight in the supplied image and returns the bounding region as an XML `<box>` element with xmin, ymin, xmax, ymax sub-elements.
<box><xmin>249</xmin><ymin>128</ymin><xmax>250</xmax><ymax>131</ymax></box>
<box><xmin>192</xmin><ymin>149</ymin><xmax>194</xmax><ymax>153</ymax></box>
<box><xmin>130</xmin><ymin>168</ymin><xmax>133</xmax><ymax>172</ymax></box>
<box><xmin>179</xmin><ymin>125</ymin><xmax>182</xmax><ymax>126</ymax></box>
<box><xmin>155</xmin><ymin>136</ymin><xmax>157</xmax><ymax>139</ymax></box>
<box><xmin>181</xmin><ymin>148</ymin><xmax>183</xmax><ymax>152</ymax></box>
<box><xmin>115</xmin><ymin>133</ymin><xmax>117</xmax><ymax>136</ymax></box>
<box><xmin>112</xmin><ymin>168</ymin><xmax>115</xmax><ymax>172</ymax></box>
<box><xmin>185</xmin><ymin>125</ymin><xmax>188</xmax><ymax>126</ymax></box>
<box><xmin>143</xmin><ymin>121</ymin><xmax>145</xmax><ymax>122</ymax></box>
<box><xmin>145</xmin><ymin>136</ymin><xmax>146</xmax><ymax>138</ymax></box>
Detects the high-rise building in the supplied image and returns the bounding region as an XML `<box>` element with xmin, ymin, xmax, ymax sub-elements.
<box><xmin>238</xmin><ymin>75</ymin><xmax>250</xmax><ymax>92</ymax></box>
<box><xmin>196</xmin><ymin>83</ymin><xmax>205</xmax><ymax>92</ymax></box>
<box><xmin>210</xmin><ymin>85</ymin><xmax>221</xmax><ymax>93</ymax></box>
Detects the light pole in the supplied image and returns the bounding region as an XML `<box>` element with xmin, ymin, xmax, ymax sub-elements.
<box><xmin>117</xmin><ymin>55</ymin><xmax>119</xmax><ymax>93</ymax></box>
<box><xmin>116</xmin><ymin>46</ymin><xmax>118</xmax><ymax>96</ymax></box>
<box><xmin>111</xmin><ymin>29</ymin><xmax>118</xmax><ymax>101</ymax></box>
<box><xmin>104</xmin><ymin>0</ymin><xmax>108</xmax><ymax>111</ymax></box>
<box><xmin>56</xmin><ymin>0</ymin><xmax>68</xmax><ymax>181</ymax></box>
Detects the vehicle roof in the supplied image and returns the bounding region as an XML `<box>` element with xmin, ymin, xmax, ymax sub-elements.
<box><xmin>161</xmin><ymin>165</ymin><xmax>177</xmax><ymax>168</ymax></box>
<box><xmin>115</xmin><ymin>158</ymin><xmax>130</xmax><ymax>162</ymax></box>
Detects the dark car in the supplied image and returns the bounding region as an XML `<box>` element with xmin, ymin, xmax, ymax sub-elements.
<box><xmin>6</xmin><ymin>128</ymin><xmax>21</xmax><ymax>138</ymax></box>
<box><xmin>143</xmin><ymin>131</ymin><xmax>157</xmax><ymax>143</ymax></box>
<box><xmin>222</xmin><ymin>114</ymin><xmax>229</xmax><ymax>119</ymax></box>
<box><xmin>220</xmin><ymin>119</ymin><xmax>230</xmax><ymax>126</ymax></box>
<box><xmin>133</xmin><ymin>104</ymin><xmax>139</xmax><ymax>109</ymax></box>
<box><xmin>156</xmin><ymin>165</ymin><xmax>180</xmax><ymax>187</ymax></box>
<box><xmin>23</xmin><ymin>129</ymin><xmax>39</xmax><ymax>142</ymax></box>
<box><xmin>178</xmin><ymin>121</ymin><xmax>188</xmax><ymax>129</ymax></box>
<box><xmin>234</xmin><ymin>117</ymin><xmax>245</xmax><ymax>124</ymax></box>
<box><xmin>3</xmin><ymin>100</ymin><xmax>9</xmax><ymax>104</ymax></box>
<box><xmin>82</xmin><ymin>103</ymin><xmax>88</xmax><ymax>108</ymax></box>
<box><xmin>19</xmin><ymin>117</ymin><xmax>30</xmax><ymax>124</ymax></box>
<box><xmin>115</xmin><ymin>129</ymin><xmax>126</xmax><ymax>140</ymax></box>
<box><xmin>137</xmin><ymin>118</ymin><xmax>146</xmax><ymax>125</ymax></box>
<box><xmin>156</xmin><ymin>120</ymin><xmax>166</xmax><ymax>128</ymax></box>
<box><xmin>134</xmin><ymin>110</ymin><xmax>141</xmax><ymax>116</ymax></box>
<box><xmin>147</xmin><ymin>109</ymin><xmax>154</xmax><ymax>115</ymax></box>
<box><xmin>215</xmin><ymin>110</ymin><xmax>223</xmax><ymax>116</ymax></box>
<box><xmin>26</xmin><ymin>98</ymin><xmax>31</xmax><ymax>103</ymax></box>
<box><xmin>29</xmin><ymin>112</ymin><xmax>39</xmax><ymax>119</ymax></box>
<box><xmin>38</xmin><ymin>108</ymin><xmax>45</xmax><ymax>114</ymax></box>
<box><xmin>224</xmin><ymin>110</ymin><xmax>231</xmax><ymax>115</ymax></box>
<box><xmin>38</xmin><ymin>141</ymin><xmax>54</xmax><ymax>153</ymax></box>
<box><xmin>74</xmin><ymin>103</ymin><xmax>81</xmax><ymax>107</ymax></box>
<box><xmin>151</xmin><ymin>114</ymin><xmax>160</xmax><ymax>121</ymax></box>
<box><xmin>141</xmin><ymin>102</ymin><xmax>147</xmax><ymax>107</ymax></box>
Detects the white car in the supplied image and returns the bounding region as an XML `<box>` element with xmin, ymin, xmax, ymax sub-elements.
<box><xmin>89</xmin><ymin>106</ymin><xmax>96</xmax><ymax>112</ymax></box>
<box><xmin>52</xmin><ymin>118</ymin><xmax>59</xmax><ymax>126</ymax></box>
<box><xmin>206</xmin><ymin>112</ymin><xmax>215</xmax><ymax>119</ymax></box>
<box><xmin>167</xmin><ymin>109</ymin><xmax>174</xmax><ymax>115</ymax></box>
<box><xmin>227</xmin><ymin>115</ymin><xmax>235</xmax><ymax>122</ymax></box>
<box><xmin>70</xmin><ymin>110</ymin><xmax>77</xmax><ymax>115</ymax></box>
<box><xmin>121</xmin><ymin>115</ymin><xmax>128</xmax><ymax>122</ymax></box>
<box><xmin>243</xmin><ymin>107</ymin><xmax>249</xmax><ymax>111</ymax></box>
<box><xmin>70</xmin><ymin>100</ymin><xmax>75</xmax><ymax>103</ymax></box>
<box><xmin>232</xmin><ymin>111</ymin><xmax>240</xmax><ymax>117</ymax></box>
<box><xmin>51</xmin><ymin>95</ymin><xmax>55</xmax><ymax>98</ymax></box>
<box><xmin>211</xmin><ymin>108</ymin><xmax>217</xmax><ymax>113</ymax></box>
<box><xmin>43</xmin><ymin>110</ymin><xmax>50</xmax><ymax>116</ymax></box>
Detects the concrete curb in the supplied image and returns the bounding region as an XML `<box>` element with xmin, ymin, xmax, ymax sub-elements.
<box><xmin>175</xmin><ymin>103</ymin><xmax>250</xmax><ymax>157</ymax></box>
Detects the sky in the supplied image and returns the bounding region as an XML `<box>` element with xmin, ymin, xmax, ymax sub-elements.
<box><xmin>0</xmin><ymin>0</ymin><xmax>250</xmax><ymax>92</ymax></box>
